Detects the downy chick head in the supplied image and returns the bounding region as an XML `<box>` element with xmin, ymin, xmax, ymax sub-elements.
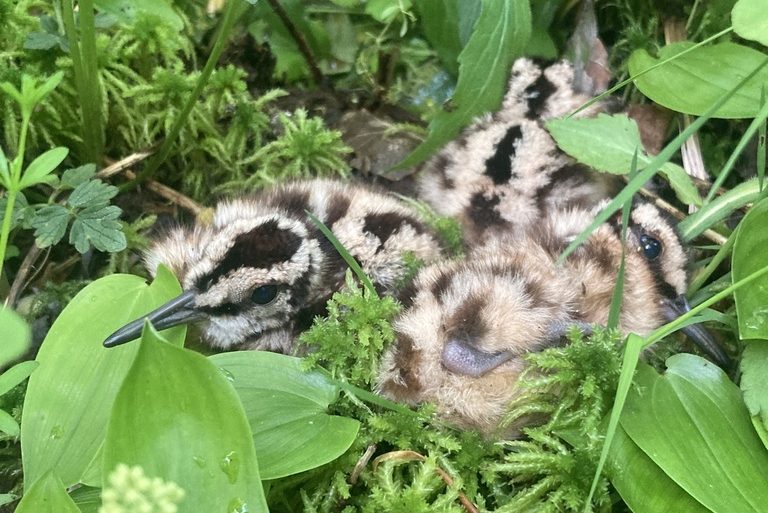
<box><xmin>378</xmin><ymin>201</ymin><xmax>728</xmax><ymax>434</ymax></box>
<box><xmin>105</xmin><ymin>180</ymin><xmax>443</xmax><ymax>353</ymax></box>
<box><xmin>377</xmin><ymin>242</ymin><xmax>581</xmax><ymax>433</ymax></box>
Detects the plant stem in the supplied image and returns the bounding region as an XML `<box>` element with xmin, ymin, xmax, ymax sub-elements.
<box><xmin>0</xmin><ymin>191</ymin><xmax>17</xmax><ymax>286</ymax></box>
<box><xmin>688</xmin><ymin>232</ymin><xmax>736</xmax><ymax>294</ymax></box>
<box><xmin>132</xmin><ymin>0</ymin><xmax>244</xmax><ymax>187</ymax></box>
<box><xmin>0</xmin><ymin>112</ymin><xmax>31</xmax><ymax>287</ymax></box>
<box><xmin>265</xmin><ymin>0</ymin><xmax>324</xmax><ymax>85</ymax></box>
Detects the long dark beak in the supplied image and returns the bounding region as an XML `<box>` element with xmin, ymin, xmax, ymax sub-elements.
<box><xmin>103</xmin><ymin>291</ymin><xmax>203</xmax><ymax>348</ymax></box>
<box><xmin>661</xmin><ymin>295</ymin><xmax>731</xmax><ymax>368</ymax></box>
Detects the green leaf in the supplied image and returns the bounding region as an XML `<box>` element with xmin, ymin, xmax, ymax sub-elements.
<box><xmin>31</xmin><ymin>205</ymin><xmax>71</xmax><ymax>248</ymax></box>
<box><xmin>28</xmin><ymin>72</ymin><xmax>65</xmax><ymax>108</ymax></box>
<box><xmin>608</xmin><ymin>424</ymin><xmax>711</xmax><ymax>513</ymax></box>
<box><xmin>0</xmin><ymin>146</ymin><xmax>10</xmax><ymax>187</ymax></box>
<box><xmin>398</xmin><ymin>0</ymin><xmax>531</xmax><ymax>168</ymax></box>
<box><xmin>70</xmin><ymin>486</ymin><xmax>101</xmax><ymax>513</ymax></box>
<box><xmin>0</xmin><ymin>307</ymin><xmax>31</xmax><ymax>368</ymax></box>
<box><xmin>0</xmin><ymin>409</ymin><xmax>20</xmax><ymax>437</ymax></box>
<box><xmin>621</xmin><ymin>355</ymin><xmax>768</xmax><ymax>513</ymax></box>
<box><xmin>733</xmin><ymin>196</ymin><xmax>768</xmax><ymax>338</ymax></box>
<box><xmin>104</xmin><ymin>325</ymin><xmax>268</xmax><ymax>513</ymax></box>
<box><xmin>413</xmin><ymin>0</ymin><xmax>465</xmax><ymax>75</ymax></box>
<box><xmin>18</xmin><ymin>147</ymin><xmax>69</xmax><ymax>189</ymax></box>
<box><xmin>0</xmin><ymin>192</ymin><xmax>31</xmax><ymax>233</ymax></box>
<box><xmin>67</xmin><ymin>179</ymin><xmax>118</xmax><ymax>208</ymax></box>
<box><xmin>741</xmin><ymin>341</ymin><xmax>768</xmax><ymax>434</ymax></box>
<box><xmin>629</xmin><ymin>42</ymin><xmax>768</xmax><ymax>119</ymax></box>
<box><xmin>210</xmin><ymin>351</ymin><xmax>360</xmax><ymax>479</ymax></box>
<box><xmin>0</xmin><ymin>360</ymin><xmax>38</xmax><ymax>396</ymax></box>
<box><xmin>24</xmin><ymin>32</ymin><xmax>61</xmax><ymax>50</ymax></box>
<box><xmin>546</xmin><ymin>114</ymin><xmax>701</xmax><ymax>205</ymax></box>
<box><xmin>680</xmin><ymin>177</ymin><xmax>762</xmax><ymax>241</ymax></box>
<box><xmin>21</xmin><ymin>269</ymin><xmax>184</xmax><ymax>489</ymax></box>
<box><xmin>94</xmin><ymin>0</ymin><xmax>184</xmax><ymax>30</ymax></box>
<box><xmin>61</xmin><ymin>164</ymin><xmax>97</xmax><ymax>189</ymax></box>
<box><xmin>733</xmin><ymin>0</ymin><xmax>768</xmax><ymax>47</ymax></box>
<box><xmin>16</xmin><ymin>471</ymin><xmax>80</xmax><ymax>513</ymax></box>
<box><xmin>365</xmin><ymin>0</ymin><xmax>411</xmax><ymax>23</ymax></box>
<box><xmin>69</xmin><ymin>204</ymin><xmax>126</xmax><ymax>253</ymax></box>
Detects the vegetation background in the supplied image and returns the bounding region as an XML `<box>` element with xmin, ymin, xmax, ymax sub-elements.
<box><xmin>1</xmin><ymin>0</ymin><xmax>768</xmax><ymax>512</ymax></box>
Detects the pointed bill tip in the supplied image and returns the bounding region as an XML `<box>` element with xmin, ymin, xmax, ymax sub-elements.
<box><xmin>103</xmin><ymin>291</ymin><xmax>199</xmax><ymax>348</ymax></box>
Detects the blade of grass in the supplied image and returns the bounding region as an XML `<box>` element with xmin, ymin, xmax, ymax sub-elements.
<box><xmin>61</xmin><ymin>0</ymin><xmax>103</xmax><ymax>163</ymax></box>
<box><xmin>570</xmin><ymin>26</ymin><xmax>734</xmax><ymax>118</ymax></box>
<box><xmin>680</xmin><ymin>177</ymin><xmax>761</xmax><ymax>241</ymax></box>
<box><xmin>607</xmin><ymin>150</ymin><xmax>638</xmax><ymax>329</ymax></box>
<box><xmin>688</xmin><ymin>230</ymin><xmax>736</xmax><ymax>294</ymax></box>
<box><xmin>583</xmin><ymin>332</ymin><xmax>645</xmax><ymax>511</ymax></box>
<box><xmin>131</xmin><ymin>0</ymin><xmax>246</xmax><ymax>187</ymax></box>
<box><xmin>558</xmin><ymin>56</ymin><xmax>768</xmax><ymax>264</ymax></box>
<box><xmin>331</xmin><ymin>378</ymin><xmax>417</xmax><ymax>416</ymax></box>
<box><xmin>758</xmin><ymin>87</ymin><xmax>766</xmax><ymax>199</ymax></box>
<box><xmin>704</xmin><ymin>93</ymin><xmax>768</xmax><ymax>204</ymax></box>
<box><xmin>306</xmin><ymin>210</ymin><xmax>377</xmax><ymax>296</ymax></box>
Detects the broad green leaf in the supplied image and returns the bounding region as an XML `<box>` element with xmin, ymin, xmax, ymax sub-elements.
<box><xmin>629</xmin><ymin>42</ymin><xmax>768</xmax><ymax>119</ymax></box>
<box><xmin>0</xmin><ymin>307</ymin><xmax>31</xmax><ymax>368</ymax></box>
<box><xmin>398</xmin><ymin>0</ymin><xmax>531</xmax><ymax>168</ymax></box>
<box><xmin>21</xmin><ymin>268</ymin><xmax>184</xmax><ymax>489</ymax></box>
<box><xmin>733</xmin><ymin>197</ymin><xmax>768</xmax><ymax>338</ymax></box>
<box><xmin>67</xmin><ymin>179</ymin><xmax>118</xmax><ymax>208</ymax></box>
<box><xmin>0</xmin><ymin>360</ymin><xmax>38</xmax><ymax>396</ymax></box>
<box><xmin>412</xmin><ymin>0</ymin><xmax>477</xmax><ymax>75</ymax></box>
<box><xmin>741</xmin><ymin>341</ymin><xmax>768</xmax><ymax>435</ymax></box>
<box><xmin>70</xmin><ymin>486</ymin><xmax>101</xmax><ymax>513</ymax></box>
<box><xmin>679</xmin><ymin>177</ymin><xmax>762</xmax><ymax>241</ymax></box>
<box><xmin>607</xmin><ymin>424</ymin><xmax>711</xmax><ymax>513</ymax></box>
<box><xmin>211</xmin><ymin>351</ymin><xmax>360</xmax><ymax>479</ymax></box>
<box><xmin>104</xmin><ymin>326</ymin><xmax>267</xmax><ymax>513</ymax></box>
<box><xmin>732</xmin><ymin>0</ymin><xmax>768</xmax><ymax>47</ymax></box>
<box><xmin>31</xmin><ymin>205</ymin><xmax>71</xmax><ymax>248</ymax></box>
<box><xmin>622</xmin><ymin>355</ymin><xmax>768</xmax><ymax>513</ymax></box>
<box><xmin>18</xmin><ymin>147</ymin><xmax>68</xmax><ymax>189</ymax></box>
<box><xmin>547</xmin><ymin>114</ymin><xmax>701</xmax><ymax>205</ymax></box>
<box><xmin>61</xmin><ymin>165</ymin><xmax>97</xmax><ymax>189</ymax></box>
<box><xmin>69</xmin><ymin>205</ymin><xmax>126</xmax><ymax>253</ymax></box>
<box><xmin>0</xmin><ymin>409</ymin><xmax>20</xmax><ymax>436</ymax></box>
<box><xmin>16</xmin><ymin>471</ymin><xmax>80</xmax><ymax>513</ymax></box>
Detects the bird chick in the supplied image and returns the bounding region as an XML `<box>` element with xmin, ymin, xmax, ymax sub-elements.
<box><xmin>104</xmin><ymin>179</ymin><xmax>443</xmax><ymax>353</ymax></box>
<box><xmin>418</xmin><ymin>58</ymin><xmax>616</xmax><ymax>244</ymax></box>
<box><xmin>377</xmin><ymin>200</ymin><xmax>728</xmax><ymax>434</ymax></box>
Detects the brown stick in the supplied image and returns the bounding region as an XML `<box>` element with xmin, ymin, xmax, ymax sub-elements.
<box><xmin>636</xmin><ymin>186</ymin><xmax>727</xmax><ymax>245</ymax></box>
<box><xmin>97</xmin><ymin>150</ymin><xmax>154</xmax><ymax>179</ymax></box>
<box><xmin>6</xmin><ymin>245</ymin><xmax>48</xmax><ymax>307</ymax></box>
<box><xmin>264</xmin><ymin>0</ymin><xmax>325</xmax><ymax>85</ymax></box>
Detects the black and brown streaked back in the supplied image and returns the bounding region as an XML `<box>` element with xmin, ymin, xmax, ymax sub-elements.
<box><xmin>417</xmin><ymin>58</ymin><xmax>616</xmax><ymax>244</ymax></box>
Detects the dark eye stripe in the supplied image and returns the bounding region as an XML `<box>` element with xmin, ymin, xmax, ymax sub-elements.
<box><xmin>195</xmin><ymin>220</ymin><xmax>302</xmax><ymax>289</ymax></box>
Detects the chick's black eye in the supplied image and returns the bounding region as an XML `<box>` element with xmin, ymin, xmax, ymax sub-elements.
<box><xmin>639</xmin><ymin>234</ymin><xmax>661</xmax><ymax>260</ymax></box>
<box><xmin>251</xmin><ymin>284</ymin><xmax>278</xmax><ymax>305</ymax></box>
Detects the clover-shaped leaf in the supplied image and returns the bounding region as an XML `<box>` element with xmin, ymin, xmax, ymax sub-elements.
<box><xmin>60</xmin><ymin>165</ymin><xmax>97</xmax><ymax>190</ymax></box>
<box><xmin>68</xmin><ymin>179</ymin><xmax>118</xmax><ymax>208</ymax></box>
<box><xmin>31</xmin><ymin>205</ymin><xmax>71</xmax><ymax>248</ymax></box>
<box><xmin>69</xmin><ymin>205</ymin><xmax>126</xmax><ymax>253</ymax></box>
